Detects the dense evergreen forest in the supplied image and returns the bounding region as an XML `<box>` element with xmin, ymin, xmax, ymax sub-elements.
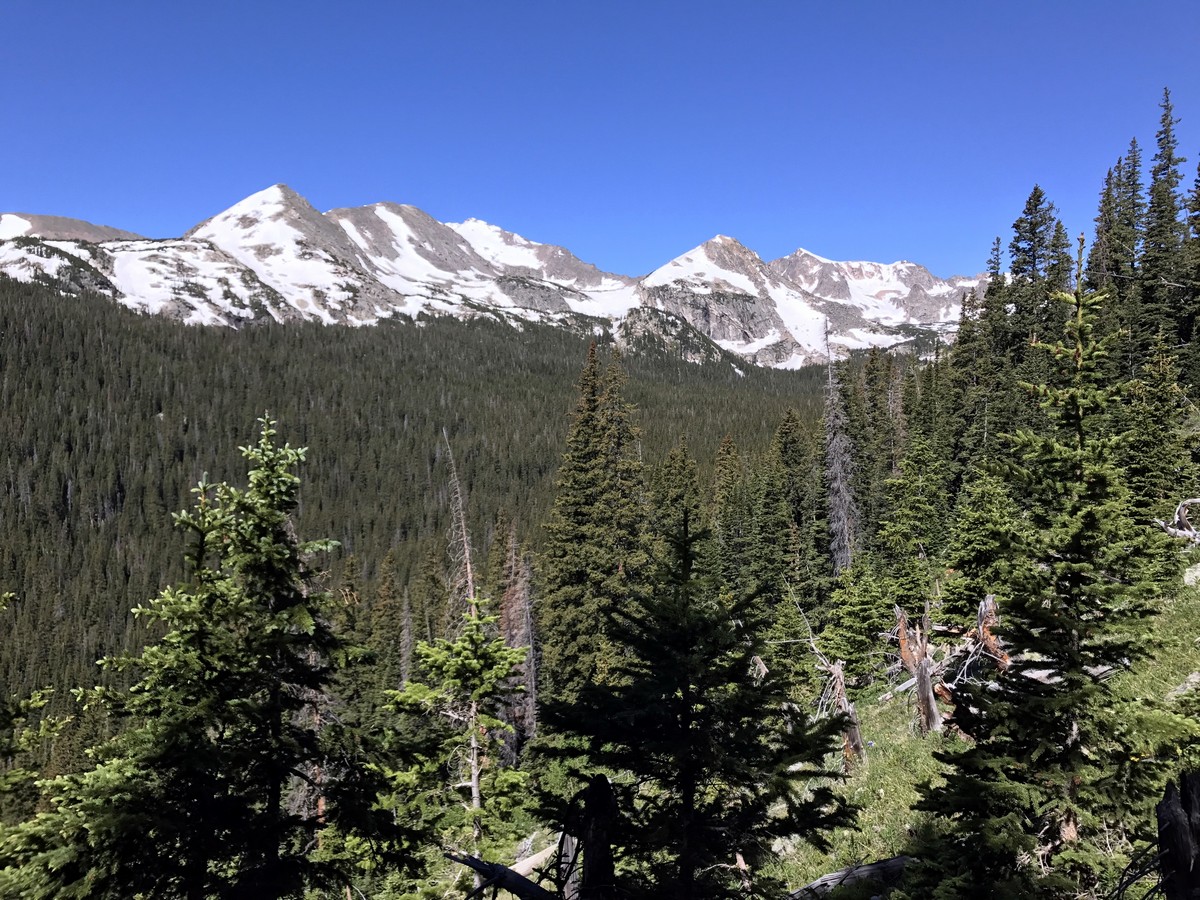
<box><xmin>3</xmin><ymin>88</ymin><xmax>1200</xmax><ymax>898</ymax></box>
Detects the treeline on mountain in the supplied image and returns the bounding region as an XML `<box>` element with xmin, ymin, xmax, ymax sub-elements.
<box><xmin>2</xmin><ymin>88</ymin><xmax>1200</xmax><ymax>898</ymax></box>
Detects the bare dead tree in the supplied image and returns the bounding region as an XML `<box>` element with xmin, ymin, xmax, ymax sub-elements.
<box><xmin>881</xmin><ymin>597</ymin><xmax>1013</xmax><ymax>739</ymax></box>
<box><xmin>1157</xmin><ymin>498</ymin><xmax>1200</xmax><ymax>543</ymax></box>
<box><xmin>823</xmin><ymin>332</ymin><xmax>860</xmax><ymax>575</ymax></box>
<box><xmin>498</xmin><ymin>522</ymin><xmax>539</xmax><ymax>760</ymax></box>
<box><xmin>443</xmin><ymin>428</ymin><xmax>476</xmax><ymax>623</ymax></box>
<box><xmin>1156</xmin><ymin>772</ymin><xmax>1200</xmax><ymax>900</ymax></box>
<box><xmin>399</xmin><ymin>589</ymin><xmax>414</xmax><ymax>685</ymax></box>
<box><xmin>889</xmin><ymin>606</ymin><xmax>943</xmax><ymax>734</ymax></box>
<box><xmin>798</xmin><ymin>600</ymin><xmax>866</xmax><ymax>768</ymax></box>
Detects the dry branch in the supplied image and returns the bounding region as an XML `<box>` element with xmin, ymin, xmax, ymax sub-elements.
<box><xmin>1157</xmin><ymin>498</ymin><xmax>1200</xmax><ymax>543</ymax></box>
<box><xmin>797</xmin><ymin>600</ymin><xmax>866</xmax><ymax>766</ymax></box>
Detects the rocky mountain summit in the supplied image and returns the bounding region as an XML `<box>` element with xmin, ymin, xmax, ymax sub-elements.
<box><xmin>0</xmin><ymin>185</ymin><xmax>985</xmax><ymax>367</ymax></box>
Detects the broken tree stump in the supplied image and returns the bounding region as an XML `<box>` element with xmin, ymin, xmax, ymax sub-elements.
<box><xmin>1158</xmin><ymin>772</ymin><xmax>1200</xmax><ymax>900</ymax></box>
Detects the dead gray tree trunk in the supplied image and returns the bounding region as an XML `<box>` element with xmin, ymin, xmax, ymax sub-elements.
<box><xmin>791</xmin><ymin>855</ymin><xmax>911</xmax><ymax>897</ymax></box>
<box><xmin>892</xmin><ymin>606</ymin><xmax>942</xmax><ymax>734</ymax></box>
<box><xmin>823</xmin><ymin>345</ymin><xmax>859</xmax><ymax>575</ymax></box>
<box><xmin>915</xmin><ymin>655</ymin><xmax>941</xmax><ymax>734</ymax></box>
<box><xmin>1157</xmin><ymin>772</ymin><xmax>1200</xmax><ymax>900</ymax></box>
<box><xmin>1157</xmin><ymin>499</ymin><xmax>1200</xmax><ymax>543</ymax></box>
<box><xmin>579</xmin><ymin>775</ymin><xmax>618</xmax><ymax>900</ymax></box>
<box><xmin>829</xmin><ymin>661</ymin><xmax>866</xmax><ymax>768</ymax></box>
<box><xmin>559</xmin><ymin>832</ymin><xmax>581</xmax><ymax>900</ymax></box>
<box><xmin>445</xmin><ymin>852</ymin><xmax>558</xmax><ymax>900</ymax></box>
<box><xmin>797</xmin><ymin>600</ymin><xmax>866</xmax><ymax>769</ymax></box>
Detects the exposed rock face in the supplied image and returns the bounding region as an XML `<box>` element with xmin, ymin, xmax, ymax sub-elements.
<box><xmin>770</xmin><ymin>247</ymin><xmax>987</xmax><ymax>326</ymax></box>
<box><xmin>0</xmin><ymin>185</ymin><xmax>982</xmax><ymax>366</ymax></box>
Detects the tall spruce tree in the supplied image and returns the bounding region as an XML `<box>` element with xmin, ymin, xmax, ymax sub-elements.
<box><xmin>907</xmin><ymin>264</ymin><xmax>1183</xmax><ymax>898</ymax></box>
<box><xmin>537</xmin><ymin>345</ymin><xmax>649</xmax><ymax>709</ymax></box>
<box><xmin>1110</xmin><ymin>337</ymin><xmax>1200</xmax><ymax>529</ymax></box>
<box><xmin>1140</xmin><ymin>88</ymin><xmax>1189</xmax><ymax>350</ymax></box>
<box><xmin>1009</xmin><ymin>184</ymin><xmax>1057</xmax><ymax>284</ymax></box>
<box><xmin>1086</xmin><ymin>165</ymin><xmax>1119</xmax><ymax>293</ymax></box>
<box><xmin>819</xmin><ymin>555</ymin><xmax>892</xmax><ymax>687</ymax></box>
<box><xmin>544</xmin><ymin>448</ymin><xmax>849</xmax><ymax>899</ymax></box>
<box><xmin>875</xmin><ymin>433</ymin><xmax>953</xmax><ymax>615</ymax></box>
<box><xmin>771</xmin><ymin>412</ymin><xmax>834</xmax><ymax>618</ymax></box>
<box><xmin>939</xmin><ymin>469</ymin><xmax>1030</xmax><ymax>623</ymax></box>
<box><xmin>0</xmin><ymin>419</ymin><xmax>415</xmax><ymax>900</ymax></box>
<box><xmin>1008</xmin><ymin>186</ymin><xmax>1074</xmax><ymax>359</ymax></box>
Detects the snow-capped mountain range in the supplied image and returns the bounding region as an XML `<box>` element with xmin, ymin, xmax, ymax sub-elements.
<box><xmin>0</xmin><ymin>185</ymin><xmax>985</xmax><ymax>368</ymax></box>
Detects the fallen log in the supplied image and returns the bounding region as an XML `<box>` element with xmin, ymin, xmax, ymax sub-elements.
<box><xmin>445</xmin><ymin>852</ymin><xmax>559</xmax><ymax>900</ymax></box>
<box><xmin>511</xmin><ymin>844</ymin><xmax>557</xmax><ymax>877</ymax></box>
<box><xmin>790</xmin><ymin>855</ymin><xmax>911</xmax><ymax>897</ymax></box>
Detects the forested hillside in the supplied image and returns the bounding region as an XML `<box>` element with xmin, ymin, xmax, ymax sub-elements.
<box><xmin>0</xmin><ymin>276</ymin><xmax>824</xmax><ymax>728</ymax></box>
<box><xmin>2</xmin><ymin>89</ymin><xmax>1200</xmax><ymax>899</ymax></box>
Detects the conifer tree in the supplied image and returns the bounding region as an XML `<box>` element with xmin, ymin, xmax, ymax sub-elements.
<box><xmin>1116</xmin><ymin>137</ymin><xmax>1147</xmax><ymax>285</ymax></box>
<box><xmin>909</xmin><ymin>262</ymin><xmax>1183</xmax><ymax>898</ymax></box>
<box><xmin>711</xmin><ymin>434</ymin><xmax>752</xmax><ymax>594</ymax></box>
<box><xmin>772</xmin><ymin>412</ymin><xmax>834</xmax><ymax>615</ymax></box>
<box><xmin>544</xmin><ymin>462</ymin><xmax>849</xmax><ymax>899</ymax></box>
<box><xmin>1046</xmin><ymin>220</ymin><xmax>1075</xmax><ymax>294</ymax></box>
<box><xmin>1110</xmin><ymin>337</ymin><xmax>1200</xmax><ymax>529</ymax></box>
<box><xmin>1141</xmin><ymin>88</ymin><xmax>1189</xmax><ymax>350</ymax></box>
<box><xmin>0</xmin><ymin>419</ymin><xmax>415</xmax><ymax>899</ymax></box>
<box><xmin>1009</xmin><ymin>186</ymin><xmax>1070</xmax><ymax>352</ymax></box>
<box><xmin>876</xmin><ymin>433</ymin><xmax>953</xmax><ymax>615</ymax></box>
<box><xmin>1184</xmin><ymin>158</ymin><xmax>1200</xmax><ymax>379</ymax></box>
<box><xmin>939</xmin><ymin>469</ymin><xmax>1029</xmax><ymax>623</ymax></box>
<box><xmin>1009</xmin><ymin>184</ymin><xmax>1057</xmax><ymax>283</ymax></box>
<box><xmin>0</xmin><ymin>594</ymin><xmax>57</xmax><ymax>826</ymax></box>
<box><xmin>820</xmin><ymin>556</ymin><xmax>891</xmax><ymax>686</ymax></box>
<box><xmin>537</xmin><ymin>345</ymin><xmax>649</xmax><ymax>708</ymax></box>
<box><xmin>390</xmin><ymin>596</ymin><xmax>527</xmax><ymax>872</ymax></box>
<box><xmin>1086</xmin><ymin>166</ymin><xmax>1119</xmax><ymax>293</ymax></box>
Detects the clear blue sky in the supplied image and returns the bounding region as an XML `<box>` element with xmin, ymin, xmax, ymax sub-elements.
<box><xmin>4</xmin><ymin>1</ymin><xmax>1198</xmax><ymax>278</ymax></box>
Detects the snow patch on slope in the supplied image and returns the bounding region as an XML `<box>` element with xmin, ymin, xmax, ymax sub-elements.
<box><xmin>447</xmin><ymin>218</ymin><xmax>544</xmax><ymax>271</ymax></box>
<box><xmin>0</xmin><ymin>215</ymin><xmax>32</xmax><ymax>239</ymax></box>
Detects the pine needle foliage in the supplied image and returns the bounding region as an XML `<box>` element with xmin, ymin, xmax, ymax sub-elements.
<box><xmin>545</xmin><ymin>472</ymin><xmax>850</xmax><ymax>899</ymax></box>
<box><xmin>907</xmin><ymin>278</ymin><xmax>1185</xmax><ymax>898</ymax></box>
<box><xmin>0</xmin><ymin>419</ymin><xmax>414</xmax><ymax>899</ymax></box>
<box><xmin>389</xmin><ymin>597</ymin><xmax>528</xmax><ymax>863</ymax></box>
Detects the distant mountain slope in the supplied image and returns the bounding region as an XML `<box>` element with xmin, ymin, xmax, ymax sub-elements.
<box><xmin>0</xmin><ymin>213</ymin><xmax>144</xmax><ymax>242</ymax></box>
<box><xmin>0</xmin><ymin>185</ymin><xmax>985</xmax><ymax>366</ymax></box>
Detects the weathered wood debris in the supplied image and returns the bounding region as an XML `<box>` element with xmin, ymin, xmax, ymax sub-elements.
<box><xmin>1157</xmin><ymin>772</ymin><xmax>1200</xmax><ymax>900</ymax></box>
<box><xmin>789</xmin><ymin>854</ymin><xmax>911</xmax><ymax>898</ymax></box>
<box><xmin>1157</xmin><ymin>498</ymin><xmax>1200</xmax><ymax>543</ymax></box>
<box><xmin>446</xmin><ymin>774</ymin><xmax>617</xmax><ymax>900</ymax></box>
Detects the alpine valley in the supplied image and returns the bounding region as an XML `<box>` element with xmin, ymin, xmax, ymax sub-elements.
<box><xmin>0</xmin><ymin>184</ymin><xmax>984</xmax><ymax>368</ymax></box>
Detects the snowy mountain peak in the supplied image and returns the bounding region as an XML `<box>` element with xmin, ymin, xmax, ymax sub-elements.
<box><xmin>446</xmin><ymin>217</ymin><xmax>546</xmax><ymax>272</ymax></box>
<box><xmin>769</xmin><ymin>247</ymin><xmax>984</xmax><ymax>326</ymax></box>
<box><xmin>446</xmin><ymin>218</ymin><xmax>635</xmax><ymax>291</ymax></box>
<box><xmin>186</xmin><ymin>185</ymin><xmax>375</xmax><ymax>323</ymax></box>
<box><xmin>0</xmin><ymin>183</ymin><xmax>984</xmax><ymax>367</ymax></box>
<box><xmin>644</xmin><ymin>235</ymin><xmax>772</xmax><ymax>297</ymax></box>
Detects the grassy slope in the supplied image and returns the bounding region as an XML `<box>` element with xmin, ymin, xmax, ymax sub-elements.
<box><xmin>770</xmin><ymin>573</ymin><xmax>1200</xmax><ymax>897</ymax></box>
